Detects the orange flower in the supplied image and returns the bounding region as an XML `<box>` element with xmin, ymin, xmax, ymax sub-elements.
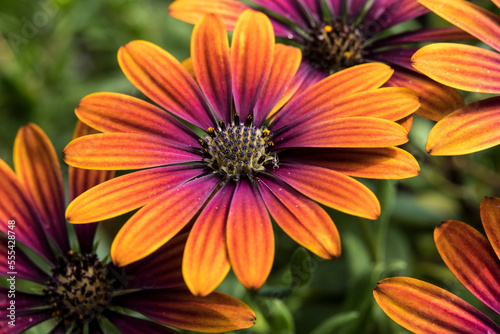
<box><xmin>64</xmin><ymin>11</ymin><xmax>420</xmax><ymax>296</ymax></box>
<box><xmin>374</xmin><ymin>197</ymin><xmax>500</xmax><ymax>333</ymax></box>
<box><xmin>412</xmin><ymin>0</ymin><xmax>500</xmax><ymax>155</ymax></box>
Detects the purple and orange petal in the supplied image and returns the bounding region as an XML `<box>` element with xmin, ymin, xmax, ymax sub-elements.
<box><xmin>227</xmin><ymin>178</ymin><xmax>274</xmax><ymax>290</ymax></box>
<box><xmin>481</xmin><ymin>196</ymin><xmax>500</xmax><ymax>263</ymax></box>
<box><xmin>257</xmin><ymin>174</ymin><xmax>341</xmax><ymax>259</ymax></box>
<box><xmin>13</xmin><ymin>124</ymin><xmax>69</xmax><ymax>253</ymax></box>
<box><xmin>412</xmin><ymin>43</ymin><xmax>500</xmax><ymax>94</ymax></box>
<box><xmin>183</xmin><ymin>183</ymin><xmax>234</xmax><ymax>296</ymax></box>
<box><xmin>374</xmin><ymin>277</ymin><xmax>500</xmax><ymax>334</ymax></box>
<box><xmin>105</xmin><ymin>311</ymin><xmax>180</xmax><ymax>334</ymax></box>
<box><xmin>273</xmin><ymin>163</ymin><xmax>380</xmax><ymax>220</ymax></box>
<box><xmin>111</xmin><ymin>174</ymin><xmax>221</xmax><ymax>267</ymax></box>
<box><xmin>426</xmin><ymin>96</ymin><xmax>500</xmax><ymax>155</ymax></box>
<box><xmin>435</xmin><ymin>220</ymin><xmax>500</xmax><ymax>315</ymax></box>
<box><xmin>0</xmin><ymin>234</ymin><xmax>47</xmax><ymax>283</ymax></box>
<box><xmin>118</xmin><ymin>40</ymin><xmax>215</xmax><ymax>129</ymax></box>
<box><xmin>115</xmin><ymin>288</ymin><xmax>256</xmax><ymax>333</ymax></box>
<box><xmin>231</xmin><ymin>9</ymin><xmax>274</xmax><ymax>121</ymax></box>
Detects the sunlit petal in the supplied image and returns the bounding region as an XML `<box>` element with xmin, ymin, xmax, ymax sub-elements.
<box><xmin>412</xmin><ymin>43</ymin><xmax>500</xmax><ymax>94</ymax></box>
<box><xmin>374</xmin><ymin>277</ymin><xmax>500</xmax><ymax>334</ymax></box>
<box><xmin>426</xmin><ymin>97</ymin><xmax>500</xmax><ymax>155</ymax></box>
<box><xmin>273</xmin><ymin>163</ymin><xmax>380</xmax><ymax>219</ymax></box>
<box><xmin>435</xmin><ymin>220</ymin><xmax>500</xmax><ymax>314</ymax></box>
<box><xmin>227</xmin><ymin>178</ymin><xmax>274</xmax><ymax>290</ymax></box>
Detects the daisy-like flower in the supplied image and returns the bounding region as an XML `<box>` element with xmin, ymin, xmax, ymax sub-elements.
<box><xmin>374</xmin><ymin>196</ymin><xmax>500</xmax><ymax>334</ymax></box>
<box><xmin>411</xmin><ymin>0</ymin><xmax>500</xmax><ymax>155</ymax></box>
<box><xmin>0</xmin><ymin>123</ymin><xmax>255</xmax><ymax>333</ymax></box>
<box><xmin>169</xmin><ymin>0</ymin><xmax>473</xmax><ymax>121</ymax></box>
<box><xmin>63</xmin><ymin>10</ymin><xmax>420</xmax><ymax>296</ymax></box>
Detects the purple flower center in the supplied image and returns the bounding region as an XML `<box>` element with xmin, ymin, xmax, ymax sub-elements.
<box><xmin>44</xmin><ymin>251</ymin><xmax>112</xmax><ymax>327</ymax></box>
<box><xmin>200</xmin><ymin>113</ymin><xmax>278</xmax><ymax>180</ymax></box>
<box><xmin>304</xmin><ymin>20</ymin><xmax>366</xmax><ymax>73</ymax></box>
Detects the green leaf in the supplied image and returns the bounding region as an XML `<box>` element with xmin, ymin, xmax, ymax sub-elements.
<box><xmin>310</xmin><ymin>311</ymin><xmax>359</xmax><ymax>334</ymax></box>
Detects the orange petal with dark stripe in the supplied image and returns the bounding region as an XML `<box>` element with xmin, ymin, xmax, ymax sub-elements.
<box><xmin>275</xmin><ymin>117</ymin><xmax>409</xmax><ymax>149</ymax></box>
<box><xmin>419</xmin><ymin>0</ymin><xmax>500</xmax><ymax>52</ymax></box>
<box><xmin>426</xmin><ymin>96</ymin><xmax>500</xmax><ymax>155</ymax></box>
<box><xmin>183</xmin><ymin>183</ymin><xmax>235</xmax><ymax>296</ymax></box>
<box><xmin>374</xmin><ymin>277</ymin><xmax>500</xmax><ymax>334</ymax></box>
<box><xmin>273</xmin><ymin>163</ymin><xmax>380</xmax><ymax>220</ymax></box>
<box><xmin>13</xmin><ymin>123</ymin><xmax>69</xmax><ymax>252</ymax></box>
<box><xmin>169</xmin><ymin>0</ymin><xmax>250</xmax><ymax>30</ymax></box>
<box><xmin>111</xmin><ymin>174</ymin><xmax>220</xmax><ymax>267</ymax></box>
<box><xmin>231</xmin><ymin>9</ymin><xmax>274</xmax><ymax>120</ymax></box>
<box><xmin>271</xmin><ymin>63</ymin><xmax>394</xmax><ymax>130</ymax></box>
<box><xmin>481</xmin><ymin>197</ymin><xmax>500</xmax><ymax>263</ymax></box>
<box><xmin>385</xmin><ymin>66</ymin><xmax>465</xmax><ymax>121</ymax></box>
<box><xmin>279</xmin><ymin>147</ymin><xmax>420</xmax><ymax>179</ymax></box>
<box><xmin>435</xmin><ymin>220</ymin><xmax>500</xmax><ymax>314</ymax></box>
<box><xmin>118</xmin><ymin>40</ymin><xmax>215</xmax><ymax>129</ymax></box>
<box><xmin>192</xmin><ymin>14</ymin><xmax>232</xmax><ymax>123</ymax></box>
<box><xmin>412</xmin><ymin>43</ymin><xmax>500</xmax><ymax>94</ymax></box>
<box><xmin>227</xmin><ymin>179</ymin><xmax>274</xmax><ymax>290</ymax></box>
<box><xmin>257</xmin><ymin>175</ymin><xmax>341</xmax><ymax>259</ymax></box>
<box><xmin>66</xmin><ymin>166</ymin><xmax>203</xmax><ymax>224</ymax></box>
<box><xmin>75</xmin><ymin>93</ymin><xmax>199</xmax><ymax>147</ymax></box>
<box><xmin>63</xmin><ymin>133</ymin><xmax>200</xmax><ymax>170</ymax></box>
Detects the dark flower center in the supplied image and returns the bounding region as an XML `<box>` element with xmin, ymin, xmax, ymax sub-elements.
<box><xmin>44</xmin><ymin>251</ymin><xmax>112</xmax><ymax>326</ymax></box>
<box><xmin>200</xmin><ymin>114</ymin><xmax>277</xmax><ymax>180</ymax></box>
<box><xmin>303</xmin><ymin>20</ymin><xmax>366</xmax><ymax>73</ymax></box>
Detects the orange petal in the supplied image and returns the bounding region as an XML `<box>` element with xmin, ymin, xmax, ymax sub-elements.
<box><xmin>115</xmin><ymin>288</ymin><xmax>256</xmax><ymax>332</ymax></box>
<box><xmin>253</xmin><ymin>44</ymin><xmax>302</xmax><ymax>126</ymax></box>
<box><xmin>273</xmin><ymin>163</ymin><xmax>380</xmax><ymax>220</ymax></box>
<box><xmin>75</xmin><ymin>92</ymin><xmax>199</xmax><ymax>147</ymax></box>
<box><xmin>435</xmin><ymin>219</ymin><xmax>500</xmax><ymax>314</ymax></box>
<box><xmin>257</xmin><ymin>175</ymin><xmax>341</xmax><ymax>259</ymax></box>
<box><xmin>118</xmin><ymin>40</ymin><xmax>215</xmax><ymax>129</ymax></box>
<box><xmin>63</xmin><ymin>133</ymin><xmax>200</xmax><ymax>170</ymax></box>
<box><xmin>412</xmin><ymin>43</ymin><xmax>500</xmax><ymax>94</ymax></box>
<box><xmin>481</xmin><ymin>197</ymin><xmax>500</xmax><ymax>262</ymax></box>
<box><xmin>231</xmin><ymin>9</ymin><xmax>274</xmax><ymax>120</ymax></box>
<box><xmin>227</xmin><ymin>179</ymin><xmax>274</xmax><ymax>290</ymax></box>
<box><xmin>274</xmin><ymin>117</ymin><xmax>409</xmax><ymax>149</ymax></box>
<box><xmin>385</xmin><ymin>66</ymin><xmax>465</xmax><ymax>121</ymax></box>
<box><xmin>374</xmin><ymin>277</ymin><xmax>500</xmax><ymax>334</ymax></box>
<box><xmin>192</xmin><ymin>14</ymin><xmax>232</xmax><ymax>123</ymax></box>
<box><xmin>271</xmin><ymin>63</ymin><xmax>394</xmax><ymax>130</ymax></box>
<box><xmin>13</xmin><ymin>123</ymin><xmax>69</xmax><ymax>252</ymax></box>
<box><xmin>111</xmin><ymin>174</ymin><xmax>220</xmax><ymax>267</ymax></box>
<box><xmin>66</xmin><ymin>166</ymin><xmax>203</xmax><ymax>224</ymax></box>
<box><xmin>169</xmin><ymin>0</ymin><xmax>250</xmax><ymax>30</ymax></box>
<box><xmin>279</xmin><ymin>147</ymin><xmax>420</xmax><ymax>179</ymax></box>
<box><xmin>419</xmin><ymin>0</ymin><xmax>500</xmax><ymax>52</ymax></box>
<box><xmin>426</xmin><ymin>96</ymin><xmax>500</xmax><ymax>155</ymax></box>
<box><xmin>183</xmin><ymin>183</ymin><xmax>234</xmax><ymax>296</ymax></box>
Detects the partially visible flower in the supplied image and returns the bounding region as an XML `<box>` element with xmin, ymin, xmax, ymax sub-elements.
<box><xmin>0</xmin><ymin>123</ymin><xmax>255</xmax><ymax>333</ymax></box>
<box><xmin>412</xmin><ymin>0</ymin><xmax>500</xmax><ymax>155</ymax></box>
<box><xmin>63</xmin><ymin>10</ymin><xmax>421</xmax><ymax>296</ymax></box>
<box><xmin>169</xmin><ymin>0</ymin><xmax>473</xmax><ymax>121</ymax></box>
<box><xmin>374</xmin><ymin>196</ymin><xmax>500</xmax><ymax>333</ymax></box>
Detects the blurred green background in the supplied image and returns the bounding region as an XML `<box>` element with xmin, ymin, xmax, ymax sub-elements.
<box><xmin>1</xmin><ymin>0</ymin><xmax>500</xmax><ymax>333</ymax></box>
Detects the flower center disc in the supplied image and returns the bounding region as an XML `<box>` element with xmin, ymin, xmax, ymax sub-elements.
<box><xmin>304</xmin><ymin>20</ymin><xmax>366</xmax><ymax>73</ymax></box>
<box><xmin>44</xmin><ymin>251</ymin><xmax>112</xmax><ymax>326</ymax></box>
<box><xmin>200</xmin><ymin>115</ymin><xmax>277</xmax><ymax>180</ymax></box>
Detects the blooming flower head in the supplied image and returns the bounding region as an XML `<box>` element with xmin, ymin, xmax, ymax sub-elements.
<box><xmin>169</xmin><ymin>0</ymin><xmax>473</xmax><ymax>121</ymax></box>
<box><xmin>374</xmin><ymin>196</ymin><xmax>500</xmax><ymax>333</ymax></box>
<box><xmin>63</xmin><ymin>10</ymin><xmax>420</xmax><ymax>296</ymax></box>
<box><xmin>0</xmin><ymin>123</ymin><xmax>255</xmax><ymax>333</ymax></box>
<box><xmin>411</xmin><ymin>0</ymin><xmax>500</xmax><ymax>155</ymax></box>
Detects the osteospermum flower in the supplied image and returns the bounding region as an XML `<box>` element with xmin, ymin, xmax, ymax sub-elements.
<box><xmin>411</xmin><ymin>0</ymin><xmax>500</xmax><ymax>155</ymax></box>
<box><xmin>0</xmin><ymin>123</ymin><xmax>255</xmax><ymax>333</ymax></box>
<box><xmin>63</xmin><ymin>10</ymin><xmax>421</xmax><ymax>296</ymax></box>
<box><xmin>374</xmin><ymin>196</ymin><xmax>500</xmax><ymax>333</ymax></box>
<box><xmin>169</xmin><ymin>0</ymin><xmax>473</xmax><ymax>121</ymax></box>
